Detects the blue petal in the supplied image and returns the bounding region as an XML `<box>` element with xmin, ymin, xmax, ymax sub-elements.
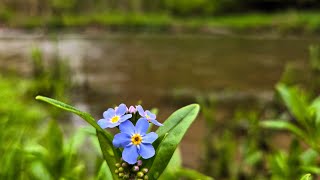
<box><xmin>122</xmin><ymin>144</ymin><xmax>139</xmax><ymax>164</ymax></box>
<box><xmin>119</xmin><ymin>114</ymin><xmax>132</xmax><ymax>123</ymax></box>
<box><xmin>119</xmin><ymin>120</ymin><xmax>135</xmax><ymax>135</ymax></box>
<box><xmin>116</xmin><ymin>103</ymin><xmax>127</xmax><ymax>116</ymax></box>
<box><xmin>113</xmin><ymin>133</ymin><xmax>131</xmax><ymax>148</ymax></box>
<box><xmin>139</xmin><ymin>143</ymin><xmax>155</xmax><ymax>159</ymax></box>
<box><xmin>135</xmin><ymin>118</ymin><xmax>149</xmax><ymax>135</ymax></box>
<box><xmin>142</xmin><ymin>132</ymin><xmax>158</xmax><ymax>144</ymax></box>
<box><xmin>136</xmin><ymin>105</ymin><xmax>145</xmax><ymax>117</ymax></box>
<box><xmin>145</xmin><ymin>110</ymin><xmax>156</xmax><ymax>119</ymax></box>
<box><xmin>98</xmin><ymin>119</ymin><xmax>119</xmax><ymax>128</ymax></box>
<box><xmin>103</xmin><ymin>108</ymin><xmax>115</xmax><ymax>119</ymax></box>
<box><xmin>150</xmin><ymin>119</ymin><xmax>163</xmax><ymax>126</ymax></box>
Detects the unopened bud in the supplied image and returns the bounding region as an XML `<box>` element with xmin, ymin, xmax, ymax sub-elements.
<box><xmin>132</xmin><ymin>166</ymin><xmax>139</xmax><ymax>172</ymax></box>
<box><xmin>137</xmin><ymin>171</ymin><xmax>144</xmax><ymax>178</ymax></box>
<box><xmin>118</xmin><ymin>173</ymin><xmax>124</xmax><ymax>177</ymax></box>
<box><xmin>128</xmin><ymin>106</ymin><xmax>136</xmax><ymax>113</ymax></box>
<box><xmin>137</xmin><ymin>160</ymin><xmax>143</xmax><ymax>166</ymax></box>
<box><xmin>122</xmin><ymin>162</ymin><xmax>128</xmax><ymax>167</ymax></box>
<box><xmin>115</xmin><ymin>169</ymin><xmax>119</xmax><ymax>174</ymax></box>
<box><xmin>142</xmin><ymin>168</ymin><xmax>148</xmax><ymax>173</ymax></box>
<box><xmin>118</xmin><ymin>167</ymin><xmax>124</xmax><ymax>172</ymax></box>
<box><xmin>115</xmin><ymin>163</ymin><xmax>121</xmax><ymax>167</ymax></box>
<box><xmin>144</xmin><ymin>175</ymin><xmax>149</xmax><ymax>180</ymax></box>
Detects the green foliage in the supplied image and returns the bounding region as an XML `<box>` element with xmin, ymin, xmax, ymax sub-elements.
<box><xmin>0</xmin><ymin>74</ymin><xmax>102</xmax><ymax>179</ymax></box>
<box><xmin>158</xmin><ymin>148</ymin><xmax>182</xmax><ymax>179</ymax></box>
<box><xmin>146</xmin><ymin>104</ymin><xmax>200</xmax><ymax>179</ymax></box>
<box><xmin>300</xmin><ymin>174</ymin><xmax>312</xmax><ymax>180</ymax></box>
<box><xmin>0</xmin><ymin>7</ymin><xmax>12</xmax><ymax>22</ymax></box>
<box><xmin>267</xmin><ymin>139</ymin><xmax>316</xmax><ymax>180</ymax></box>
<box><xmin>199</xmin><ymin>97</ymin><xmax>268</xmax><ymax>179</ymax></box>
<box><xmin>25</xmin><ymin>121</ymin><xmax>88</xmax><ymax>180</ymax></box>
<box><xmin>36</xmin><ymin>95</ymin><xmax>121</xmax><ymax>180</ymax></box>
<box><xmin>36</xmin><ymin>96</ymin><xmax>209</xmax><ymax>179</ymax></box>
<box><xmin>261</xmin><ymin>84</ymin><xmax>320</xmax><ymax>153</ymax></box>
<box><xmin>0</xmin><ymin>76</ymin><xmax>46</xmax><ymax>179</ymax></box>
<box><xmin>95</xmin><ymin>161</ymin><xmax>113</xmax><ymax>180</ymax></box>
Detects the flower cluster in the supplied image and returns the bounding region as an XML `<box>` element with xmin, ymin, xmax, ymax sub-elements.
<box><xmin>114</xmin><ymin>159</ymin><xmax>149</xmax><ymax>179</ymax></box>
<box><xmin>97</xmin><ymin>104</ymin><xmax>163</xmax><ymax>179</ymax></box>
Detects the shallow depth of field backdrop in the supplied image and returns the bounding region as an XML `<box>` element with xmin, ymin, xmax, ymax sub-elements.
<box><xmin>1</xmin><ymin>0</ymin><xmax>320</xmax><ymax>179</ymax></box>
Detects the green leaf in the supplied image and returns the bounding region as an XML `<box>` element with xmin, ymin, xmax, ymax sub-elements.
<box><xmin>147</xmin><ymin>104</ymin><xmax>200</xmax><ymax>179</ymax></box>
<box><xmin>300</xmin><ymin>173</ymin><xmax>312</xmax><ymax>180</ymax></box>
<box><xmin>97</xmin><ymin>130</ymin><xmax>121</xmax><ymax>180</ymax></box>
<box><xmin>260</xmin><ymin>120</ymin><xmax>306</xmax><ymax>140</ymax></box>
<box><xmin>35</xmin><ymin>95</ymin><xmax>102</xmax><ymax>131</ymax></box>
<box><xmin>156</xmin><ymin>104</ymin><xmax>199</xmax><ymax>138</ymax></box>
<box><xmin>158</xmin><ymin>148</ymin><xmax>182</xmax><ymax>180</ymax></box>
<box><xmin>276</xmin><ymin>84</ymin><xmax>309</xmax><ymax>126</ymax></box>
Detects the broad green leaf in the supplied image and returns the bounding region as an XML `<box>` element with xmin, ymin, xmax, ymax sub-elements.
<box><xmin>97</xmin><ymin>130</ymin><xmax>120</xmax><ymax>180</ymax></box>
<box><xmin>175</xmin><ymin>168</ymin><xmax>214</xmax><ymax>180</ymax></box>
<box><xmin>260</xmin><ymin>120</ymin><xmax>306</xmax><ymax>140</ymax></box>
<box><xmin>35</xmin><ymin>95</ymin><xmax>102</xmax><ymax>131</ymax></box>
<box><xmin>300</xmin><ymin>173</ymin><xmax>312</xmax><ymax>180</ymax></box>
<box><xmin>158</xmin><ymin>148</ymin><xmax>182</xmax><ymax>180</ymax></box>
<box><xmin>156</xmin><ymin>104</ymin><xmax>200</xmax><ymax>138</ymax></box>
<box><xmin>276</xmin><ymin>84</ymin><xmax>309</xmax><ymax>126</ymax></box>
<box><xmin>147</xmin><ymin>104</ymin><xmax>200</xmax><ymax>179</ymax></box>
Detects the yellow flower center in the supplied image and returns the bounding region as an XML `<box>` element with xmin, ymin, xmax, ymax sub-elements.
<box><xmin>111</xmin><ymin>116</ymin><xmax>120</xmax><ymax>123</ymax></box>
<box><xmin>131</xmin><ymin>134</ymin><xmax>142</xmax><ymax>145</ymax></box>
<box><xmin>145</xmin><ymin>114</ymin><xmax>150</xmax><ymax>119</ymax></box>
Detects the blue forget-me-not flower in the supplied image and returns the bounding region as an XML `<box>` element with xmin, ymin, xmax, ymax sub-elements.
<box><xmin>136</xmin><ymin>105</ymin><xmax>163</xmax><ymax>126</ymax></box>
<box><xmin>113</xmin><ymin>119</ymin><xmax>158</xmax><ymax>164</ymax></box>
<box><xmin>98</xmin><ymin>103</ymin><xmax>132</xmax><ymax>128</ymax></box>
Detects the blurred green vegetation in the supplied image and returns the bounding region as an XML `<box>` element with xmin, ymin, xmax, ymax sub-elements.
<box><xmin>0</xmin><ymin>0</ymin><xmax>320</xmax><ymax>34</ymax></box>
<box><xmin>0</xmin><ymin>47</ymin><xmax>106</xmax><ymax>179</ymax></box>
<box><xmin>197</xmin><ymin>44</ymin><xmax>320</xmax><ymax>179</ymax></box>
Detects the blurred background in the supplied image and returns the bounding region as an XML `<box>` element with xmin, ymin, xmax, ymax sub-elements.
<box><xmin>1</xmin><ymin>0</ymin><xmax>320</xmax><ymax>179</ymax></box>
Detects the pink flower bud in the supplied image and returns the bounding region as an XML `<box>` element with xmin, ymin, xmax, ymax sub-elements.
<box><xmin>128</xmin><ymin>106</ymin><xmax>136</xmax><ymax>113</ymax></box>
